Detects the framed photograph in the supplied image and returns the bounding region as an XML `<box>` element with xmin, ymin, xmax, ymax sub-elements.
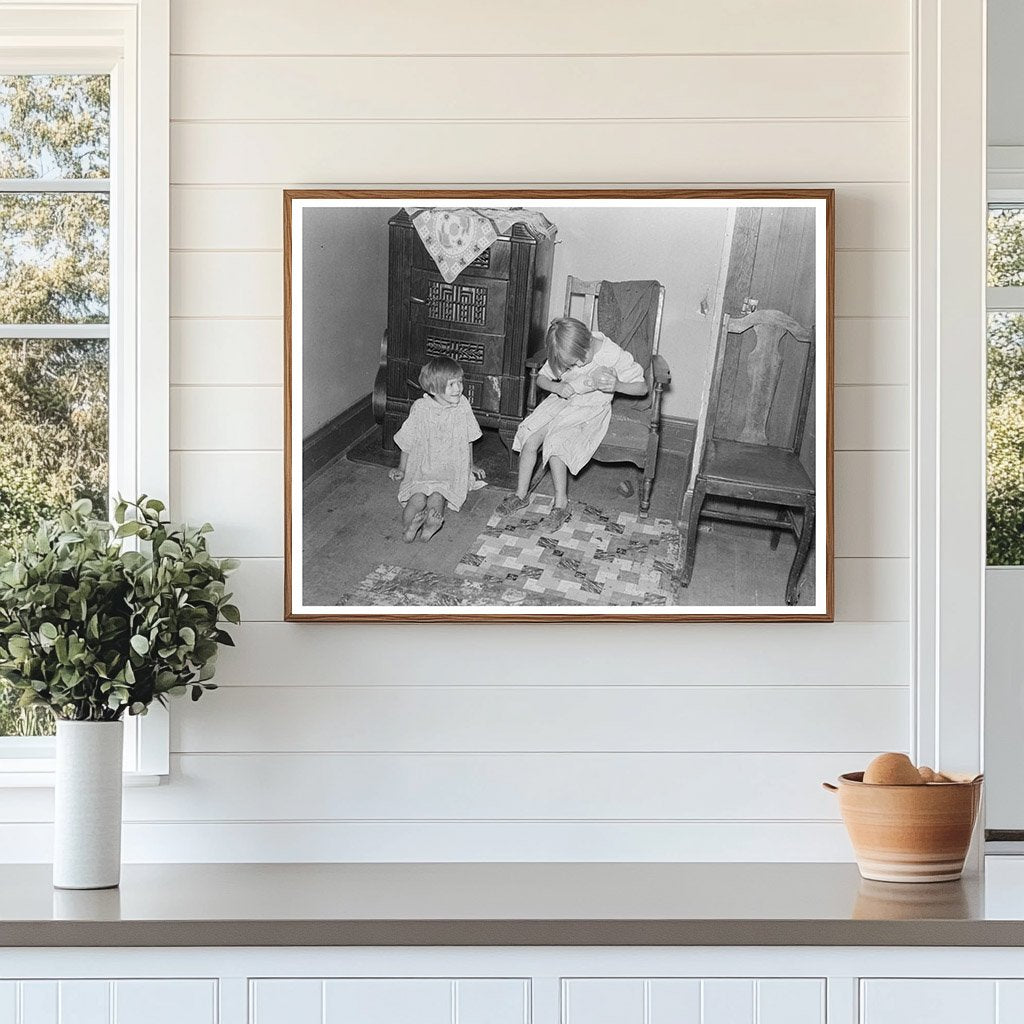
<box><xmin>284</xmin><ymin>189</ymin><xmax>833</xmax><ymax>622</ymax></box>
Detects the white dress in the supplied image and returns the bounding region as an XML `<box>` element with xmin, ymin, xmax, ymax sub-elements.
<box><xmin>512</xmin><ymin>332</ymin><xmax>645</xmax><ymax>475</ymax></box>
<box><xmin>393</xmin><ymin>395</ymin><xmax>482</xmax><ymax>511</ymax></box>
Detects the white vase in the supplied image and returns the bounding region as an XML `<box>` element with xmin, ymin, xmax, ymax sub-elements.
<box><xmin>53</xmin><ymin>719</ymin><xmax>124</xmax><ymax>889</ymax></box>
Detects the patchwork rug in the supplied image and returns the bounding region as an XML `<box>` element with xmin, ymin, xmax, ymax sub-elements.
<box><xmin>341</xmin><ymin>563</ymin><xmax>567</xmax><ymax>607</ymax></box>
<box><xmin>455</xmin><ymin>495</ymin><xmax>680</xmax><ymax>606</ymax></box>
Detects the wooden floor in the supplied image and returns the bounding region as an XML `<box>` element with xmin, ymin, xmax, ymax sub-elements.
<box><xmin>302</xmin><ymin>429</ymin><xmax>814</xmax><ymax>608</ymax></box>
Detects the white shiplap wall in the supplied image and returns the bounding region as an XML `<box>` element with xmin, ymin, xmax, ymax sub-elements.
<box><xmin>4</xmin><ymin>0</ymin><xmax>916</xmax><ymax>862</ymax></box>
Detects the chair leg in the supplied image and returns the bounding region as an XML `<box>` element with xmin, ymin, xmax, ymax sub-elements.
<box><xmin>677</xmin><ymin>480</ymin><xmax>706</xmax><ymax>588</ymax></box>
<box><xmin>769</xmin><ymin>507</ymin><xmax>787</xmax><ymax>550</ymax></box>
<box><xmin>638</xmin><ymin>473</ymin><xmax>655</xmax><ymax>516</ymax></box>
<box><xmin>786</xmin><ymin>500</ymin><xmax>815</xmax><ymax>606</ymax></box>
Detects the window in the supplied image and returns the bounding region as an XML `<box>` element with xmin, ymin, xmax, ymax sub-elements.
<box><xmin>0</xmin><ymin>2</ymin><xmax>169</xmax><ymax>778</ymax></box>
<box><xmin>987</xmin><ymin>205</ymin><xmax>1024</xmax><ymax>564</ymax></box>
<box><xmin>0</xmin><ymin>73</ymin><xmax>111</xmax><ymax>738</ymax></box>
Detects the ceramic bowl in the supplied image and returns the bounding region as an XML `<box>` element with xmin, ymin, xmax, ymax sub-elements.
<box><xmin>823</xmin><ymin>771</ymin><xmax>983</xmax><ymax>883</ymax></box>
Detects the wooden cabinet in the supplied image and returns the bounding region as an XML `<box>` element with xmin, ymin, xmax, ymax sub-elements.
<box><xmin>375</xmin><ymin>211</ymin><xmax>554</xmax><ymax>452</ymax></box>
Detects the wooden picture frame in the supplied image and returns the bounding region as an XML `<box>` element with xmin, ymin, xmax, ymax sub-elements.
<box><xmin>284</xmin><ymin>189</ymin><xmax>834</xmax><ymax>622</ymax></box>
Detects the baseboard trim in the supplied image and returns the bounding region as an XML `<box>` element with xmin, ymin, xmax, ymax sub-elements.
<box><xmin>303</xmin><ymin>395</ymin><xmax>375</xmax><ymax>482</ymax></box>
<box><xmin>660</xmin><ymin>415</ymin><xmax>697</xmax><ymax>458</ymax></box>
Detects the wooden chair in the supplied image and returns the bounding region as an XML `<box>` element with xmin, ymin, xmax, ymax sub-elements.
<box><xmin>678</xmin><ymin>309</ymin><xmax>815</xmax><ymax>605</ymax></box>
<box><xmin>525</xmin><ymin>277</ymin><xmax>670</xmax><ymax>516</ymax></box>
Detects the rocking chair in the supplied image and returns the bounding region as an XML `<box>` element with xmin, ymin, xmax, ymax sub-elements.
<box><xmin>525</xmin><ymin>276</ymin><xmax>670</xmax><ymax>517</ymax></box>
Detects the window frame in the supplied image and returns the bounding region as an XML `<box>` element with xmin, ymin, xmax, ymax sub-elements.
<box><xmin>0</xmin><ymin>0</ymin><xmax>169</xmax><ymax>783</ymax></box>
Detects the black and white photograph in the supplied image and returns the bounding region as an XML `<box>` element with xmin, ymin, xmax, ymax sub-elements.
<box><xmin>285</xmin><ymin>191</ymin><xmax>833</xmax><ymax>621</ymax></box>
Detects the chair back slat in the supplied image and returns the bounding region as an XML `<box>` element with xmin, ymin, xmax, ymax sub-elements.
<box><xmin>564</xmin><ymin>276</ymin><xmax>602</xmax><ymax>327</ymax></box>
<box><xmin>706</xmin><ymin>309</ymin><xmax>812</xmax><ymax>453</ymax></box>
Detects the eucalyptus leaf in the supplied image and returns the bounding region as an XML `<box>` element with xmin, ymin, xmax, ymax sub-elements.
<box><xmin>0</xmin><ymin>496</ymin><xmax>238</xmax><ymax>721</ymax></box>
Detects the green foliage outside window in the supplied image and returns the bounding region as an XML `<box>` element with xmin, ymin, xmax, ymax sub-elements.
<box><xmin>988</xmin><ymin>208</ymin><xmax>1024</xmax><ymax>566</ymax></box>
<box><xmin>0</xmin><ymin>75</ymin><xmax>110</xmax><ymax>736</ymax></box>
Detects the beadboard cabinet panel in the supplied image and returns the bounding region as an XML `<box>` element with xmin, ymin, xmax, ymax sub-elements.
<box><xmin>0</xmin><ymin>981</ymin><xmax>217</xmax><ymax>1024</ymax></box>
<box><xmin>170</xmin><ymin>0</ymin><xmax>909</xmax><ymax>55</ymax></box>
<box><xmin>170</xmin><ymin>121</ymin><xmax>908</xmax><ymax>186</ymax></box>
<box><xmin>860</xmin><ymin>980</ymin><xmax>997</xmax><ymax>1024</ymax></box>
<box><xmin>249</xmin><ymin>979</ymin><xmax>529</xmax><ymax>1024</ymax></box>
<box><xmin>562</xmin><ymin>978</ymin><xmax>825</xmax><ymax>1024</ymax></box>
<box><xmin>170</xmin><ymin>184</ymin><xmax>909</xmax><ymax>252</ymax></box>
<box><xmin>172</xmin><ymin>55</ymin><xmax>908</xmax><ymax>122</ymax></box>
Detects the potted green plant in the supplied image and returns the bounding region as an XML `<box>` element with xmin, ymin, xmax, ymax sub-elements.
<box><xmin>0</xmin><ymin>497</ymin><xmax>239</xmax><ymax>889</ymax></box>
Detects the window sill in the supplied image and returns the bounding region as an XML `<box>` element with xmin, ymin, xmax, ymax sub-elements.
<box><xmin>0</xmin><ymin>767</ymin><xmax>165</xmax><ymax>788</ymax></box>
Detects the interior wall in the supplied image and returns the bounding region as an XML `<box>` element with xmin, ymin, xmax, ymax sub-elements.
<box><xmin>0</xmin><ymin>0</ymin><xmax>914</xmax><ymax>863</ymax></box>
<box><xmin>549</xmin><ymin>206</ymin><xmax>728</xmax><ymax>420</ymax></box>
<box><xmin>300</xmin><ymin>207</ymin><xmax>393</xmax><ymax>439</ymax></box>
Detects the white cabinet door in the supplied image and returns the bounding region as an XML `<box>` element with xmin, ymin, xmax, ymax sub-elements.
<box><xmin>862</xmin><ymin>980</ymin><xmax>1024</xmax><ymax>1024</ymax></box>
<box><xmin>0</xmin><ymin>980</ymin><xmax>216</xmax><ymax>1024</ymax></box>
<box><xmin>562</xmin><ymin>978</ymin><xmax>825</xmax><ymax>1024</ymax></box>
<box><xmin>249</xmin><ymin>979</ymin><xmax>528</xmax><ymax>1024</ymax></box>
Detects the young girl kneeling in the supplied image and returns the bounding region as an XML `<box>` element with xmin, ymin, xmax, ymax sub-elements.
<box><xmin>498</xmin><ymin>317</ymin><xmax>647</xmax><ymax>530</ymax></box>
<box><xmin>389</xmin><ymin>356</ymin><xmax>485</xmax><ymax>542</ymax></box>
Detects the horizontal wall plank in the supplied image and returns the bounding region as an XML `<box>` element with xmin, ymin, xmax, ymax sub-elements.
<box><xmin>171</xmin><ymin>685</ymin><xmax>909</xmax><ymax>754</ymax></box>
<box><xmin>211</xmin><ymin>621</ymin><xmax>909</xmax><ymax>687</ymax></box>
<box><xmin>834</xmin><ymin>451</ymin><xmax>909</xmax><ymax>558</ymax></box>
<box><xmin>834</xmin><ymin>385</ymin><xmax>909</xmax><ymax>451</ymax></box>
<box><xmin>171</xmin><ymin>54</ymin><xmax>909</xmax><ymax>121</ymax></box>
<box><xmin>167</xmin><ymin>383</ymin><xmax>903</xmax><ymax>453</ymax></box>
<box><xmin>171</xmin><ymin>451</ymin><xmax>283</xmax><ymax>557</ymax></box>
<box><xmin>833</xmin><ymin>557</ymin><xmax>909</xmax><ymax>622</ymax></box>
<box><xmin>834</xmin><ymin>318</ymin><xmax>909</xmax><ymax>385</ymax></box>
<box><xmin>174</xmin><ymin>448</ymin><xmax>907</xmax><ymax>559</ymax></box>
<box><xmin>170</xmin><ymin>121</ymin><xmax>909</xmax><ymax>186</ymax></box>
<box><xmin>170</xmin><ymin>0</ymin><xmax>909</xmax><ymax>56</ymax></box>
<box><xmin>171</xmin><ymin>183</ymin><xmax>908</xmax><ymax>252</ymax></box>
<box><xmin>171</xmin><ymin>249</ymin><xmax>908</xmax><ymax>322</ymax></box>
<box><xmin>228</xmin><ymin>556</ymin><xmax>909</xmax><ymax>624</ymax></box>
<box><xmin>120</xmin><ymin>752</ymin><xmax>869</xmax><ymax>821</ymax></box>
<box><xmin>170</xmin><ymin>319</ymin><xmax>284</xmax><ymax>386</ymax></box>
<box><xmin>171</xmin><ymin>386</ymin><xmax>283</xmax><ymax>450</ymax></box>
<box><xmin>169</xmin><ymin>312</ymin><xmax>911</xmax><ymax>391</ymax></box>
<box><xmin>835</xmin><ymin>250</ymin><xmax>909</xmax><ymax>318</ymax></box>
<box><xmin>171</xmin><ymin>252</ymin><xmax>280</xmax><ymax>317</ymax></box>
<box><xmin>0</xmin><ymin>820</ymin><xmax>856</xmax><ymax>863</ymax></box>
<box><xmin>226</xmin><ymin>557</ymin><xmax>284</xmax><ymax>620</ymax></box>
